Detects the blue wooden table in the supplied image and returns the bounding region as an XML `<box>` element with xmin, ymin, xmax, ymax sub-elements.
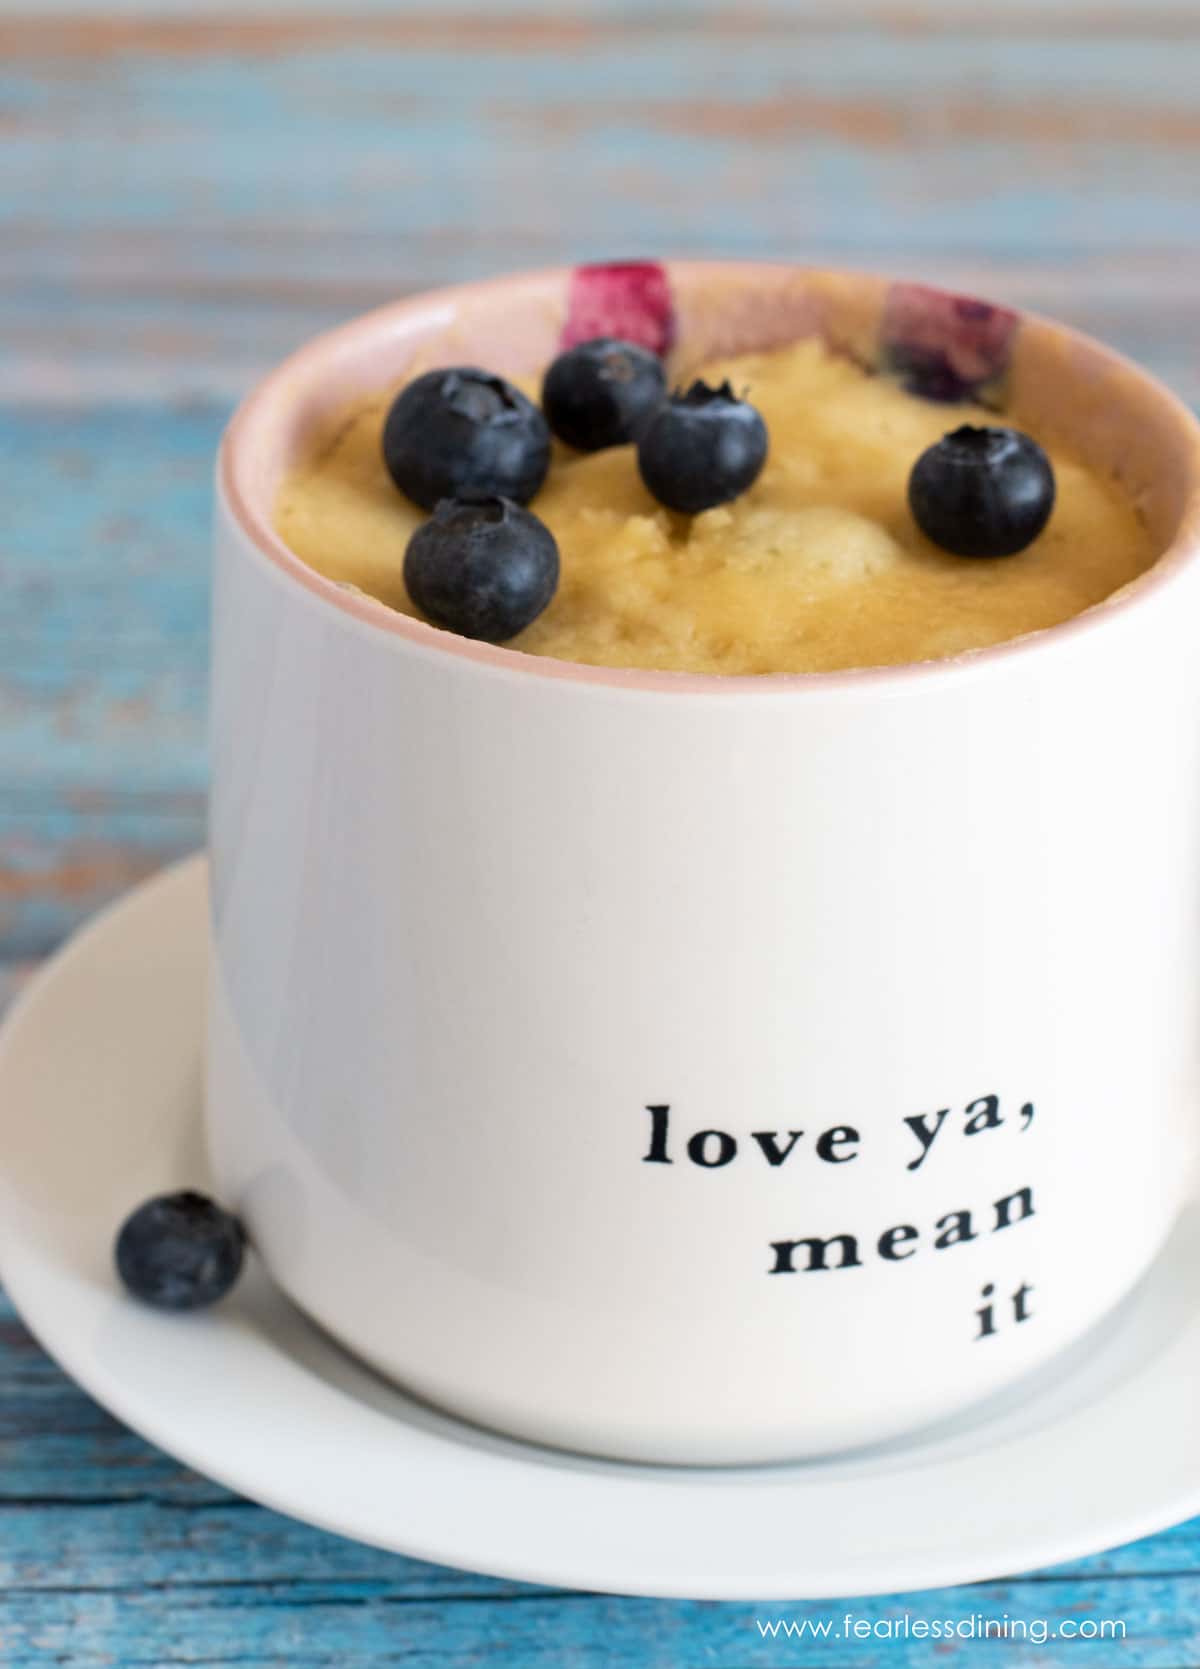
<box><xmin>3</xmin><ymin>3</ymin><xmax>1200</xmax><ymax>1661</ymax></box>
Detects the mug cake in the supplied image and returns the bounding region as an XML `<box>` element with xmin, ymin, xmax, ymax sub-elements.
<box><xmin>273</xmin><ymin>268</ymin><xmax>1155</xmax><ymax>677</ymax></box>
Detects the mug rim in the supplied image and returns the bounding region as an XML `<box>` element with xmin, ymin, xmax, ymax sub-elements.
<box><xmin>220</xmin><ymin>259</ymin><xmax>1200</xmax><ymax>696</ymax></box>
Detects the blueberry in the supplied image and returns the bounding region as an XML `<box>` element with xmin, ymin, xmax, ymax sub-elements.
<box><xmin>382</xmin><ymin>367</ymin><xmax>551</xmax><ymax>510</ymax></box>
<box><xmin>115</xmin><ymin>1191</ymin><xmax>245</xmax><ymax>1311</ymax></box>
<box><xmin>542</xmin><ymin>337</ymin><xmax>667</xmax><ymax>452</ymax></box>
<box><xmin>637</xmin><ymin>380</ymin><xmax>768</xmax><ymax>514</ymax></box>
<box><xmin>405</xmin><ymin>496</ymin><xmax>559</xmax><ymax>643</ymax></box>
<box><xmin>908</xmin><ymin>425</ymin><xmax>1055</xmax><ymax>558</ymax></box>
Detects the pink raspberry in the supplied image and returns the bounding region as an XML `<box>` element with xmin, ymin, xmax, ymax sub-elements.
<box><xmin>881</xmin><ymin>283</ymin><xmax>1018</xmax><ymax>403</ymax></box>
<box><xmin>561</xmin><ymin>261</ymin><xmax>675</xmax><ymax>357</ymax></box>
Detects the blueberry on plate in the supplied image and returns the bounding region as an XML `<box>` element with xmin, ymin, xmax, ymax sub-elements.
<box><xmin>115</xmin><ymin>1190</ymin><xmax>245</xmax><ymax>1311</ymax></box>
<box><xmin>542</xmin><ymin>336</ymin><xmax>667</xmax><ymax>451</ymax></box>
<box><xmin>382</xmin><ymin>367</ymin><xmax>551</xmax><ymax>510</ymax></box>
<box><xmin>405</xmin><ymin>495</ymin><xmax>559</xmax><ymax>643</ymax></box>
<box><xmin>908</xmin><ymin>425</ymin><xmax>1055</xmax><ymax>558</ymax></box>
<box><xmin>637</xmin><ymin>380</ymin><xmax>768</xmax><ymax>514</ymax></box>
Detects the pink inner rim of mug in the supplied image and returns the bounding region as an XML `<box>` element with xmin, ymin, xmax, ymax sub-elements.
<box><xmin>220</xmin><ymin>261</ymin><xmax>1200</xmax><ymax>695</ymax></box>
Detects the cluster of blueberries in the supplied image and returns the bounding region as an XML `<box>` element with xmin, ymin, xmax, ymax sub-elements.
<box><xmin>384</xmin><ymin>338</ymin><xmax>769</xmax><ymax>643</ymax></box>
<box><xmin>378</xmin><ymin>334</ymin><xmax>1057</xmax><ymax>648</ymax></box>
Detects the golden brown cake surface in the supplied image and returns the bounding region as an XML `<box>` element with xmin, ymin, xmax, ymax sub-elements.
<box><xmin>275</xmin><ymin>339</ymin><xmax>1155</xmax><ymax>675</ymax></box>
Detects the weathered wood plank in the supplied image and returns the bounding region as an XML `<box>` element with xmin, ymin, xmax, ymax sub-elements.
<box><xmin>5</xmin><ymin>43</ymin><xmax>1199</xmax><ymax>231</ymax></box>
<box><xmin>0</xmin><ymin>403</ymin><xmax>216</xmax><ymax>670</ymax></box>
<box><xmin>0</xmin><ymin>402</ymin><xmax>212</xmax><ymax>951</ymax></box>
<box><xmin>3</xmin><ymin>9</ymin><xmax>1199</xmax><ymax>415</ymax></box>
<box><xmin>3</xmin><ymin>0</ymin><xmax>1197</xmax><ymax>431</ymax></box>
<box><xmin>0</xmin><ymin>1541</ymin><xmax>1196</xmax><ymax>1664</ymax></box>
<box><xmin>6</xmin><ymin>2</ymin><xmax>1200</xmax><ymax>36</ymax></box>
<box><xmin>2</xmin><ymin>1584</ymin><xmax>1192</xmax><ymax>1669</ymax></box>
<box><xmin>4</xmin><ymin>261</ymin><xmax>1198</xmax><ymax>407</ymax></box>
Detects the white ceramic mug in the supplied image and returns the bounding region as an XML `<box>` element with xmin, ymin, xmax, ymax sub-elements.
<box><xmin>208</xmin><ymin>262</ymin><xmax>1200</xmax><ymax>1464</ymax></box>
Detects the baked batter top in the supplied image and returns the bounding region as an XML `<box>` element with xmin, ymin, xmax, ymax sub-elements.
<box><xmin>275</xmin><ymin>339</ymin><xmax>1155</xmax><ymax>675</ymax></box>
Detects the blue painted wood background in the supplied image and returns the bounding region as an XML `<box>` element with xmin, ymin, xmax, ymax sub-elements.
<box><xmin>3</xmin><ymin>3</ymin><xmax>1200</xmax><ymax>1661</ymax></box>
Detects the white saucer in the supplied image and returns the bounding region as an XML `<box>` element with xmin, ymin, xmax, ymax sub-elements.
<box><xmin>3</xmin><ymin>856</ymin><xmax>1200</xmax><ymax>1600</ymax></box>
